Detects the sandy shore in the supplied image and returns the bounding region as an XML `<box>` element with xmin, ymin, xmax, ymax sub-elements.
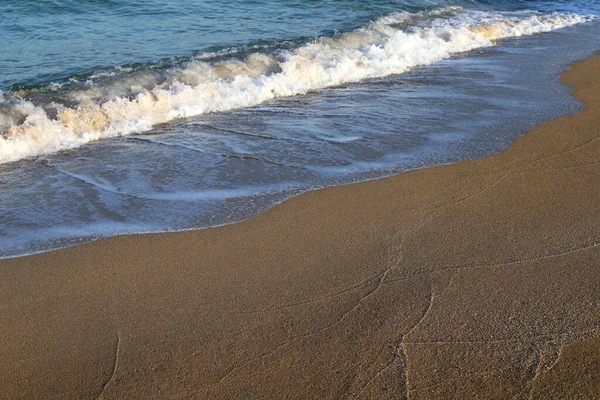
<box><xmin>1</xmin><ymin>54</ymin><xmax>599</xmax><ymax>399</ymax></box>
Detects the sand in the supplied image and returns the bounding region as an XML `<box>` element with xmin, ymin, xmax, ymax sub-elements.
<box><xmin>1</xmin><ymin>54</ymin><xmax>599</xmax><ymax>399</ymax></box>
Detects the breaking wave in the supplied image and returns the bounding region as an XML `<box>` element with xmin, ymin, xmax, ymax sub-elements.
<box><xmin>0</xmin><ymin>7</ymin><xmax>594</xmax><ymax>164</ymax></box>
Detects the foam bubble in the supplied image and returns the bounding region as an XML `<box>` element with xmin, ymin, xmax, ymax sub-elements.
<box><xmin>0</xmin><ymin>9</ymin><xmax>594</xmax><ymax>164</ymax></box>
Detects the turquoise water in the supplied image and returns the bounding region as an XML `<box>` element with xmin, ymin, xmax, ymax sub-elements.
<box><xmin>0</xmin><ymin>1</ymin><xmax>599</xmax><ymax>257</ymax></box>
<box><xmin>2</xmin><ymin>0</ymin><xmax>596</xmax><ymax>89</ymax></box>
<box><xmin>2</xmin><ymin>0</ymin><xmax>452</xmax><ymax>89</ymax></box>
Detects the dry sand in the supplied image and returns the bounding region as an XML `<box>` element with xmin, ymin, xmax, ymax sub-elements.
<box><xmin>1</xmin><ymin>54</ymin><xmax>599</xmax><ymax>399</ymax></box>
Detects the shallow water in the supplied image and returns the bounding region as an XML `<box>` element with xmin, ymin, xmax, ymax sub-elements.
<box><xmin>0</xmin><ymin>1</ymin><xmax>599</xmax><ymax>257</ymax></box>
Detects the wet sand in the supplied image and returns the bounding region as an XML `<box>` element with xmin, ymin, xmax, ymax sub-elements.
<box><xmin>1</xmin><ymin>54</ymin><xmax>599</xmax><ymax>399</ymax></box>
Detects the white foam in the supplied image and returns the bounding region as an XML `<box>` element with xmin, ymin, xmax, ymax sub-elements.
<box><xmin>0</xmin><ymin>9</ymin><xmax>594</xmax><ymax>164</ymax></box>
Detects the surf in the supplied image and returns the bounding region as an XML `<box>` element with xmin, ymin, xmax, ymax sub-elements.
<box><xmin>0</xmin><ymin>8</ymin><xmax>594</xmax><ymax>164</ymax></box>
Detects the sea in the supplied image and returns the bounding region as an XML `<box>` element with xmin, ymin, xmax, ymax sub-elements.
<box><xmin>0</xmin><ymin>0</ymin><xmax>599</xmax><ymax>258</ymax></box>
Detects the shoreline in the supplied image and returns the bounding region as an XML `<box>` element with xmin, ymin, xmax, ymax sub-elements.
<box><xmin>2</xmin><ymin>20</ymin><xmax>597</xmax><ymax>260</ymax></box>
<box><xmin>1</xmin><ymin>53</ymin><xmax>599</xmax><ymax>398</ymax></box>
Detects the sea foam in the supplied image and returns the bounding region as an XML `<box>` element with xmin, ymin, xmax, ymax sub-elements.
<box><xmin>0</xmin><ymin>8</ymin><xmax>594</xmax><ymax>164</ymax></box>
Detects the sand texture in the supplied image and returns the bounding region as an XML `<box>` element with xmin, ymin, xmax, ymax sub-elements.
<box><xmin>1</xmin><ymin>55</ymin><xmax>599</xmax><ymax>399</ymax></box>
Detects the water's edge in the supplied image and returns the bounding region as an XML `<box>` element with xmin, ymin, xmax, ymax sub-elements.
<box><xmin>3</xmin><ymin>49</ymin><xmax>595</xmax><ymax>260</ymax></box>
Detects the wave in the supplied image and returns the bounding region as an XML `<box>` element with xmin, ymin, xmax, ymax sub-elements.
<box><xmin>0</xmin><ymin>7</ymin><xmax>594</xmax><ymax>164</ymax></box>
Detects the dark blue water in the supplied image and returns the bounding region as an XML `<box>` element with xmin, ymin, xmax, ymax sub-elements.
<box><xmin>0</xmin><ymin>0</ymin><xmax>598</xmax><ymax>257</ymax></box>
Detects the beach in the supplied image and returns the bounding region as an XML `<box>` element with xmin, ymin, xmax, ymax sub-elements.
<box><xmin>1</xmin><ymin>52</ymin><xmax>598</xmax><ymax>398</ymax></box>
<box><xmin>1</xmin><ymin>6</ymin><xmax>597</xmax><ymax>259</ymax></box>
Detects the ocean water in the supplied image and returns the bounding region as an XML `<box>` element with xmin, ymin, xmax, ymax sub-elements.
<box><xmin>0</xmin><ymin>0</ymin><xmax>599</xmax><ymax>257</ymax></box>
